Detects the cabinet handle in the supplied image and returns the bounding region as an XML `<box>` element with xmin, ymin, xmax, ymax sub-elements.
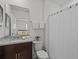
<box><xmin>16</xmin><ymin>53</ymin><xmax>18</xmax><ymax>59</ymax></box>
<box><xmin>18</xmin><ymin>53</ymin><xmax>21</xmax><ymax>59</ymax></box>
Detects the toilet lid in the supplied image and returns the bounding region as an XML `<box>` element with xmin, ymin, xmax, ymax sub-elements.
<box><xmin>37</xmin><ymin>50</ymin><xmax>48</xmax><ymax>58</ymax></box>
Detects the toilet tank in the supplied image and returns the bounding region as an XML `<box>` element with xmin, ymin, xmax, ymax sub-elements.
<box><xmin>33</xmin><ymin>41</ymin><xmax>43</xmax><ymax>51</ymax></box>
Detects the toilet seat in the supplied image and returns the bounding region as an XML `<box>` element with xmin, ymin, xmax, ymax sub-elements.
<box><xmin>37</xmin><ymin>50</ymin><xmax>48</xmax><ymax>59</ymax></box>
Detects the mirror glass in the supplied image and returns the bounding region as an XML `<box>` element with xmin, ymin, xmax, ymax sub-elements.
<box><xmin>5</xmin><ymin>4</ymin><xmax>32</xmax><ymax>38</ymax></box>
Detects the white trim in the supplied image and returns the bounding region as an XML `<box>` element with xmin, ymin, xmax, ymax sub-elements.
<box><xmin>49</xmin><ymin>2</ymin><xmax>78</xmax><ymax>16</ymax></box>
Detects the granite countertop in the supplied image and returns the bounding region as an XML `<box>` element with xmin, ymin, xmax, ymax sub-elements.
<box><xmin>0</xmin><ymin>37</ymin><xmax>33</xmax><ymax>46</ymax></box>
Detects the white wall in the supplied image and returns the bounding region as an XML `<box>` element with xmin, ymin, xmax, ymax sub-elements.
<box><xmin>48</xmin><ymin>6</ymin><xmax>78</xmax><ymax>59</ymax></box>
<box><xmin>44</xmin><ymin>0</ymin><xmax>61</xmax><ymax>22</ymax></box>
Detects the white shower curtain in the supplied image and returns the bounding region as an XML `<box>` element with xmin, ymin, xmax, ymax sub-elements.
<box><xmin>48</xmin><ymin>6</ymin><xmax>78</xmax><ymax>59</ymax></box>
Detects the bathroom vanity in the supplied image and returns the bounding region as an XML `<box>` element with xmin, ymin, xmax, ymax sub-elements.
<box><xmin>0</xmin><ymin>39</ymin><xmax>32</xmax><ymax>59</ymax></box>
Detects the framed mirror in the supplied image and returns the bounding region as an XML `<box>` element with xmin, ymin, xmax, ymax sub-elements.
<box><xmin>5</xmin><ymin>13</ymin><xmax>11</xmax><ymax>36</ymax></box>
<box><xmin>0</xmin><ymin>5</ymin><xmax>3</xmax><ymax>27</ymax></box>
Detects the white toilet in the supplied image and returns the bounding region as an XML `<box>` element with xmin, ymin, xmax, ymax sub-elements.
<box><xmin>33</xmin><ymin>41</ymin><xmax>49</xmax><ymax>59</ymax></box>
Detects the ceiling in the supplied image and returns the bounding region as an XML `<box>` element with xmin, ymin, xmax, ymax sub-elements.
<box><xmin>48</xmin><ymin>0</ymin><xmax>78</xmax><ymax>7</ymax></box>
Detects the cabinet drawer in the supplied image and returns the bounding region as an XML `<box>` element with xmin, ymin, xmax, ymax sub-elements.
<box><xmin>15</xmin><ymin>42</ymin><xmax>32</xmax><ymax>53</ymax></box>
<box><xmin>5</xmin><ymin>42</ymin><xmax>32</xmax><ymax>53</ymax></box>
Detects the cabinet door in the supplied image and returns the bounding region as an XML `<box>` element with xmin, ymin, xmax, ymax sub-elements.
<box><xmin>23</xmin><ymin>42</ymin><xmax>32</xmax><ymax>59</ymax></box>
<box><xmin>15</xmin><ymin>42</ymin><xmax>32</xmax><ymax>59</ymax></box>
<box><xmin>4</xmin><ymin>45</ymin><xmax>16</xmax><ymax>59</ymax></box>
<box><xmin>4</xmin><ymin>42</ymin><xmax>32</xmax><ymax>59</ymax></box>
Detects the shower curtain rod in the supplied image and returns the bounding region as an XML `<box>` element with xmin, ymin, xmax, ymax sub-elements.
<box><xmin>49</xmin><ymin>2</ymin><xmax>78</xmax><ymax>16</ymax></box>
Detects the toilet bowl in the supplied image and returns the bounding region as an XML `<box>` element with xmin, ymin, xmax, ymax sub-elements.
<box><xmin>33</xmin><ymin>41</ymin><xmax>49</xmax><ymax>59</ymax></box>
<box><xmin>37</xmin><ymin>50</ymin><xmax>49</xmax><ymax>59</ymax></box>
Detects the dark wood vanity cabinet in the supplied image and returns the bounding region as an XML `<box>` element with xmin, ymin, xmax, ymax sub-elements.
<box><xmin>0</xmin><ymin>42</ymin><xmax>32</xmax><ymax>59</ymax></box>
